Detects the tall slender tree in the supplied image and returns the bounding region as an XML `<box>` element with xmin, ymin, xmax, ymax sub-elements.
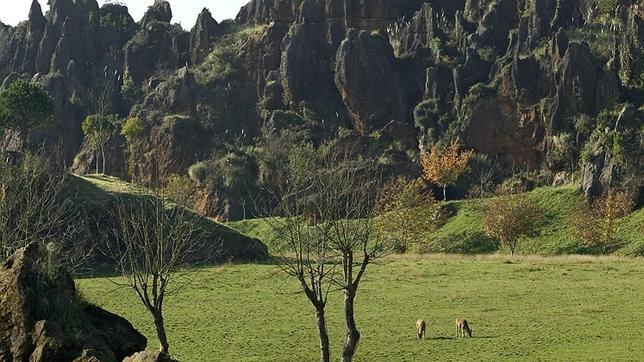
<box><xmin>317</xmin><ymin>156</ymin><xmax>384</xmax><ymax>362</ymax></box>
<box><xmin>264</xmin><ymin>144</ymin><xmax>334</xmax><ymax>362</ymax></box>
<box><xmin>104</xmin><ymin>196</ymin><xmax>215</xmax><ymax>356</ymax></box>
<box><xmin>82</xmin><ymin>114</ymin><xmax>116</xmax><ymax>174</ymax></box>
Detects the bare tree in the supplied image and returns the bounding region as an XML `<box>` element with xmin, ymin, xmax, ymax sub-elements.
<box><xmin>313</xmin><ymin>156</ymin><xmax>384</xmax><ymax>362</ymax></box>
<box><xmin>103</xmin><ymin>196</ymin><xmax>215</xmax><ymax>356</ymax></box>
<box><xmin>263</xmin><ymin>145</ymin><xmax>335</xmax><ymax>362</ymax></box>
<box><xmin>0</xmin><ymin>152</ymin><xmax>84</xmax><ymax>266</ymax></box>
<box><xmin>264</xmin><ymin>147</ymin><xmax>385</xmax><ymax>362</ymax></box>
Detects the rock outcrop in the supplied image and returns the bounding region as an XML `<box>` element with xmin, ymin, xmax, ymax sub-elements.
<box><xmin>189</xmin><ymin>9</ymin><xmax>221</xmax><ymax>64</ymax></box>
<box><xmin>0</xmin><ymin>243</ymin><xmax>147</xmax><ymax>361</ymax></box>
<box><xmin>335</xmin><ymin>30</ymin><xmax>407</xmax><ymax>131</ymax></box>
<box><xmin>0</xmin><ymin>0</ymin><xmax>641</xmax><ymax>213</ymax></box>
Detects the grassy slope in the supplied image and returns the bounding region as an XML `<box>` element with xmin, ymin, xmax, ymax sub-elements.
<box><xmin>73</xmin><ymin>174</ymin><xmax>268</xmax><ymax>261</ymax></box>
<box><xmin>79</xmin><ymin>255</ymin><xmax>644</xmax><ymax>361</ymax></box>
<box><xmin>228</xmin><ymin>186</ymin><xmax>644</xmax><ymax>256</ymax></box>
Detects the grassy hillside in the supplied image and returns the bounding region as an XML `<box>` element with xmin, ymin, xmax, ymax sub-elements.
<box><xmin>227</xmin><ymin>186</ymin><xmax>644</xmax><ymax>256</ymax></box>
<box><xmin>73</xmin><ymin>174</ymin><xmax>269</xmax><ymax>262</ymax></box>
<box><xmin>79</xmin><ymin>255</ymin><xmax>644</xmax><ymax>361</ymax></box>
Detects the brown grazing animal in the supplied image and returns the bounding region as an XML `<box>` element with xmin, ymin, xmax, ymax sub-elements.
<box><xmin>455</xmin><ymin>318</ymin><xmax>472</xmax><ymax>338</ymax></box>
<box><xmin>416</xmin><ymin>319</ymin><xmax>426</xmax><ymax>340</ymax></box>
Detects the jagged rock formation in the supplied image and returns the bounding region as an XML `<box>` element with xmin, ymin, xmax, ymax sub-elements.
<box><xmin>0</xmin><ymin>243</ymin><xmax>147</xmax><ymax>361</ymax></box>
<box><xmin>335</xmin><ymin>29</ymin><xmax>407</xmax><ymax>131</ymax></box>
<box><xmin>1</xmin><ymin>0</ymin><xmax>642</xmax><ymax>216</ymax></box>
<box><xmin>190</xmin><ymin>9</ymin><xmax>221</xmax><ymax>64</ymax></box>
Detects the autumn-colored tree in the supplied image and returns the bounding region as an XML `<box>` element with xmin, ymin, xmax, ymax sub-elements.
<box><xmin>573</xmin><ymin>189</ymin><xmax>635</xmax><ymax>253</ymax></box>
<box><xmin>375</xmin><ymin>177</ymin><xmax>437</xmax><ymax>253</ymax></box>
<box><xmin>420</xmin><ymin>139</ymin><xmax>474</xmax><ymax>201</ymax></box>
<box><xmin>483</xmin><ymin>194</ymin><xmax>543</xmax><ymax>255</ymax></box>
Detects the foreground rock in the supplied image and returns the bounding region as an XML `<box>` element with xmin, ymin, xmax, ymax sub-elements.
<box><xmin>0</xmin><ymin>243</ymin><xmax>147</xmax><ymax>361</ymax></box>
<box><xmin>124</xmin><ymin>351</ymin><xmax>179</xmax><ymax>362</ymax></box>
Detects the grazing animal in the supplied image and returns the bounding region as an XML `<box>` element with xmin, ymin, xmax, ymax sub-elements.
<box><xmin>416</xmin><ymin>319</ymin><xmax>426</xmax><ymax>340</ymax></box>
<box><xmin>455</xmin><ymin>319</ymin><xmax>472</xmax><ymax>338</ymax></box>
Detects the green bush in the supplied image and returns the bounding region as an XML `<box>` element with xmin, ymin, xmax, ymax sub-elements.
<box><xmin>194</xmin><ymin>25</ymin><xmax>267</xmax><ymax>85</ymax></box>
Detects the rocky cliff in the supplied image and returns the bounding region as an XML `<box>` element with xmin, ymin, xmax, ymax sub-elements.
<box><xmin>1</xmin><ymin>0</ymin><xmax>642</xmax><ymax>218</ymax></box>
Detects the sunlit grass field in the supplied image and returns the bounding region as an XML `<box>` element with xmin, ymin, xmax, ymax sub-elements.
<box><xmin>78</xmin><ymin>255</ymin><xmax>644</xmax><ymax>361</ymax></box>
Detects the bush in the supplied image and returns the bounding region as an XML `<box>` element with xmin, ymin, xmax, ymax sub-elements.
<box><xmin>120</xmin><ymin>117</ymin><xmax>145</xmax><ymax>143</ymax></box>
<box><xmin>572</xmin><ymin>189</ymin><xmax>635</xmax><ymax>253</ymax></box>
<box><xmin>483</xmin><ymin>194</ymin><xmax>544</xmax><ymax>255</ymax></box>
<box><xmin>157</xmin><ymin>174</ymin><xmax>197</xmax><ymax>208</ymax></box>
<box><xmin>375</xmin><ymin>177</ymin><xmax>437</xmax><ymax>253</ymax></box>
<box><xmin>0</xmin><ymin>153</ymin><xmax>85</xmax><ymax>266</ymax></box>
<box><xmin>413</xmin><ymin>98</ymin><xmax>441</xmax><ymax>130</ymax></box>
<box><xmin>194</xmin><ymin>25</ymin><xmax>267</xmax><ymax>85</ymax></box>
<box><xmin>188</xmin><ymin>162</ymin><xmax>208</xmax><ymax>184</ymax></box>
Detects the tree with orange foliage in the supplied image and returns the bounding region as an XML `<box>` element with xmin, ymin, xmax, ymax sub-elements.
<box><xmin>420</xmin><ymin>139</ymin><xmax>474</xmax><ymax>201</ymax></box>
<box><xmin>573</xmin><ymin>189</ymin><xmax>635</xmax><ymax>253</ymax></box>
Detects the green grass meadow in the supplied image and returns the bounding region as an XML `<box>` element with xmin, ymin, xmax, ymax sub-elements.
<box><xmin>79</xmin><ymin>255</ymin><xmax>644</xmax><ymax>361</ymax></box>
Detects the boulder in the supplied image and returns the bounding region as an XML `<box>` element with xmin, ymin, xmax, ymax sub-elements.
<box><xmin>0</xmin><ymin>243</ymin><xmax>147</xmax><ymax>361</ymax></box>
<box><xmin>124</xmin><ymin>351</ymin><xmax>178</xmax><ymax>362</ymax></box>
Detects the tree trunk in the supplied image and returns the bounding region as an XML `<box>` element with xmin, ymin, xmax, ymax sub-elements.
<box><xmin>101</xmin><ymin>146</ymin><xmax>106</xmax><ymax>174</ymax></box>
<box><xmin>152</xmin><ymin>309</ymin><xmax>170</xmax><ymax>355</ymax></box>
<box><xmin>95</xmin><ymin>150</ymin><xmax>99</xmax><ymax>174</ymax></box>
<box><xmin>315</xmin><ymin>306</ymin><xmax>331</xmax><ymax>362</ymax></box>
<box><xmin>442</xmin><ymin>185</ymin><xmax>447</xmax><ymax>201</ymax></box>
<box><xmin>342</xmin><ymin>287</ymin><xmax>360</xmax><ymax>362</ymax></box>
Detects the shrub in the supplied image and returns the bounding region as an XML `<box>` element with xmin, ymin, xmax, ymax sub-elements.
<box><xmin>483</xmin><ymin>194</ymin><xmax>544</xmax><ymax>255</ymax></box>
<box><xmin>386</xmin><ymin>17</ymin><xmax>410</xmax><ymax>57</ymax></box>
<box><xmin>375</xmin><ymin>177</ymin><xmax>437</xmax><ymax>253</ymax></box>
<box><xmin>120</xmin><ymin>117</ymin><xmax>145</xmax><ymax>143</ymax></box>
<box><xmin>157</xmin><ymin>174</ymin><xmax>197</xmax><ymax>208</ymax></box>
<box><xmin>188</xmin><ymin>162</ymin><xmax>208</xmax><ymax>184</ymax></box>
<box><xmin>572</xmin><ymin>189</ymin><xmax>635</xmax><ymax>253</ymax></box>
<box><xmin>0</xmin><ymin>79</ymin><xmax>53</xmax><ymax>134</ymax></box>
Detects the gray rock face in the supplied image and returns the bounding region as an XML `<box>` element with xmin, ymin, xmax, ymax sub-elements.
<box><xmin>140</xmin><ymin>0</ymin><xmax>173</xmax><ymax>28</ymax></box>
<box><xmin>335</xmin><ymin>30</ymin><xmax>407</xmax><ymax>131</ymax></box>
<box><xmin>124</xmin><ymin>17</ymin><xmax>189</xmax><ymax>85</ymax></box>
<box><xmin>582</xmin><ymin>104</ymin><xmax>643</xmax><ymax>201</ymax></box>
<box><xmin>617</xmin><ymin>4</ymin><xmax>644</xmax><ymax>88</ymax></box>
<box><xmin>400</xmin><ymin>3</ymin><xmax>441</xmax><ymax>54</ymax></box>
<box><xmin>189</xmin><ymin>8</ymin><xmax>221</xmax><ymax>64</ymax></box>
<box><xmin>475</xmin><ymin>0</ymin><xmax>519</xmax><ymax>53</ymax></box>
<box><xmin>0</xmin><ymin>0</ymin><xmax>641</xmax><ymax>206</ymax></box>
<box><xmin>0</xmin><ymin>243</ymin><xmax>147</xmax><ymax>361</ymax></box>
